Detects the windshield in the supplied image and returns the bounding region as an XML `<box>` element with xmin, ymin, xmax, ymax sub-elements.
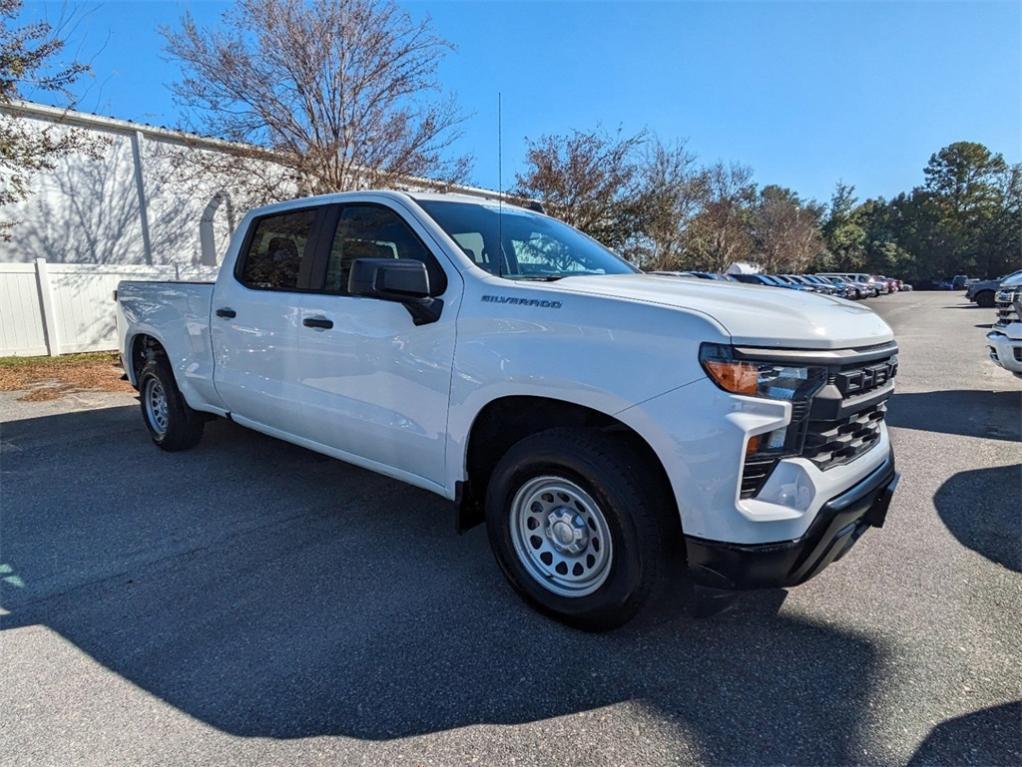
<box><xmin>417</xmin><ymin>200</ymin><xmax>639</xmax><ymax>280</ymax></box>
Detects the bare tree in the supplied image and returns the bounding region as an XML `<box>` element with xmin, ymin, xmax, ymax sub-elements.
<box><xmin>633</xmin><ymin>137</ymin><xmax>705</xmax><ymax>269</ymax></box>
<box><xmin>753</xmin><ymin>185</ymin><xmax>825</xmax><ymax>272</ymax></box>
<box><xmin>513</xmin><ymin>126</ymin><xmax>646</xmax><ymax>252</ymax></box>
<box><xmin>684</xmin><ymin>162</ymin><xmax>757</xmax><ymax>271</ymax></box>
<box><xmin>0</xmin><ymin>0</ymin><xmax>94</xmax><ymax>236</ymax></box>
<box><xmin>162</xmin><ymin>0</ymin><xmax>470</xmax><ymax>202</ymax></box>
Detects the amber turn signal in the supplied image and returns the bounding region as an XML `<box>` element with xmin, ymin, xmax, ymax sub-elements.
<box><xmin>702</xmin><ymin>359</ymin><xmax>760</xmax><ymax>396</ymax></box>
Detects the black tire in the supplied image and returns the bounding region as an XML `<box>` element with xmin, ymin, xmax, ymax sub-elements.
<box><xmin>485</xmin><ymin>427</ymin><xmax>672</xmax><ymax>631</ymax></box>
<box><xmin>975</xmin><ymin>291</ymin><xmax>996</xmax><ymax>308</ymax></box>
<box><xmin>138</xmin><ymin>358</ymin><xmax>205</xmax><ymax>451</ymax></box>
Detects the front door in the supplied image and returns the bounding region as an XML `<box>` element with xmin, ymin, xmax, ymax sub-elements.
<box><xmin>295</xmin><ymin>202</ymin><xmax>459</xmax><ymax>486</ymax></box>
<box><xmin>210</xmin><ymin>206</ymin><xmax>321</xmax><ymax>435</ymax></box>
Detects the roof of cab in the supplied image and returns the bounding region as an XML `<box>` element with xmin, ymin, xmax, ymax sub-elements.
<box><xmin>407</xmin><ymin>190</ymin><xmax>539</xmax><ymax>214</ymax></box>
<box><xmin>242</xmin><ymin>189</ymin><xmax>539</xmax><ymax>220</ymax></box>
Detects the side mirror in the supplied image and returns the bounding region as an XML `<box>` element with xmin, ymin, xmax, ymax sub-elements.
<box><xmin>347</xmin><ymin>258</ymin><xmax>442</xmax><ymax>325</ymax></box>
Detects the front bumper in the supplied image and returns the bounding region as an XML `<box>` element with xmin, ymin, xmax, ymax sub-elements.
<box><xmin>684</xmin><ymin>451</ymin><xmax>898</xmax><ymax>589</ymax></box>
<box><xmin>986</xmin><ymin>329</ymin><xmax>1022</xmax><ymax>376</ymax></box>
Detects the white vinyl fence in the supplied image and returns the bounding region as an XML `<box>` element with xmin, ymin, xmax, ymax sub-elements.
<box><xmin>0</xmin><ymin>259</ymin><xmax>218</xmax><ymax>357</ymax></box>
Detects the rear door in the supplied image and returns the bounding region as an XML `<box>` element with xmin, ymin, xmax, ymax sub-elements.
<box><xmin>211</xmin><ymin>206</ymin><xmax>324</xmax><ymax>434</ymax></box>
<box><xmin>294</xmin><ymin>201</ymin><xmax>459</xmax><ymax>486</ymax></box>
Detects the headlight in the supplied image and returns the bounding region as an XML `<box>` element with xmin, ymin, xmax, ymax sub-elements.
<box><xmin>700</xmin><ymin>344</ymin><xmax>829</xmax><ymax>480</ymax></box>
<box><xmin>699</xmin><ymin>344</ymin><xmax>825</xmax><ymax>401</ymax></box>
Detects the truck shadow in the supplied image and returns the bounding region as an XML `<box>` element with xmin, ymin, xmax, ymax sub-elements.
<box><xmin>908</xmin><ymin>701</ymin><xmax>1022</xmax><ymax>766</ymax></box>
<box><xmin>933</xmin><ymin>464</ymin><xmax>1021</xmax><ymax>573</ymax></box>
<box><xmin>3</xmin><ymin>405</ymin><xmax>884</xmax><ymax>763</ymax></box>
<box><xmin>887</xmin><ymin>390</ymin><xmax>1021</xmax><ymax>442</ymax></box>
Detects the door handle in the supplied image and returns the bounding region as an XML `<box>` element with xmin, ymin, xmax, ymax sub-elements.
<box><xmin>216</xmin><ymin>307</ymin><xmax>236</xmax><ymax>318</ymax></box>
<box><xmin>303</xmin><ymin>317</ymin><xmax>333</xmax><ymax>329</ymax></box>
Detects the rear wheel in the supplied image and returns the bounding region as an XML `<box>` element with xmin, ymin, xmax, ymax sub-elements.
<box><xmin>485</xmin><ymin>428</ymin><xmax>671</xmax><ymax>630</ymax></box>
<box><xmin>138</xmin><ymin>359</ymin><xmax>204</xmax><ymax>451</ymax></box>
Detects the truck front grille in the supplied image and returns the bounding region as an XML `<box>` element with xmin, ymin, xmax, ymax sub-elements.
<box><xmin>800</xmin><ymin>350</ymin><xmax>897</xmax><ymax>471</ymax></box>
<box><xmin>737</xmin><ymin>343</ymin><xmax>897</xmax><ymax>499</ymax></box>
<box><xmin>995</xmin><ymin>289</ymin><xmax>1019</xmax><ymax>327</ymax></box>
<box><xmin>803</xmin><ymin>402</ymin><xmax>886</xmax><ymax>470</ymax></box>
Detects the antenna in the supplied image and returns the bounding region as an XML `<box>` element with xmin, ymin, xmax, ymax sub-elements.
<box><xmin>497</xmin><ymin>91</ymin><xmax>503</xmax><ymax>279</ymax></box>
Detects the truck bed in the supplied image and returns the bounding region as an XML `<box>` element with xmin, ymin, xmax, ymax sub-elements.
<box><xmin>115</xmin><ymin>280</ymin><xmax>220</xmax><ymax>411</ymax></box>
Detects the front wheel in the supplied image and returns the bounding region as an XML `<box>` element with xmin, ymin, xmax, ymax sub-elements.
<box><xmin>975</xmin><ymin>291</ymin><xmax>996</xmax><ymax>308</ymax></box>
<box><xmin>138</xmin><ymin>359</ymin><xmax>205</xmax><ymax>451</ymax></box>
<box><xmin>485</xmin><ymin>428</ymin><xmax>672</xmax><ymax>630</ymax></box>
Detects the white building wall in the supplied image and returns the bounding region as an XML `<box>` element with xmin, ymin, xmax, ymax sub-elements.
<box><xmin>0</xmin><ymin>101</ymin><xmax>498</xmax><ymax>270</ymax></box>
<box><xmin>0</xmin><ymin>101</ymin><xmax>500</xmax><ymax>356</ymax></box>
<box><xmin>2</xmin><ymin>118</ymin><xmax>149</xmax><ymax>265</ymax></box>
<box><xmin>0</xmin><ymin>109</ymin><xmax>278</xmax><ymax>268</ymax></box>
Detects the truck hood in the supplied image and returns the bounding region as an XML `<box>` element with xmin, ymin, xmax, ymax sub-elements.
<box><xmin>1001</xmin><ymin>272</ymin><xmax>1022</xmax><ymax>289</ymax></box>
<box><xmin>549</xmin><ymin>274</ymin><xmax>895</xmax><ymax>349</ymax></box>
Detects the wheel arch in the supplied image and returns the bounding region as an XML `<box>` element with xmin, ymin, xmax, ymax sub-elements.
<box><xmin>456</xmin><ymin>394</ymin><xmax>680</xmax><ymax>538</ymax></box>
<box><xmin>974</xmin><ymin>289</ymin><xmax>996</xmax><ymax>307</ymax></box>
<box><xmin>127</xmin><ymin>332</ymin><xmax>170</xmax><ymax>387</ymax></box>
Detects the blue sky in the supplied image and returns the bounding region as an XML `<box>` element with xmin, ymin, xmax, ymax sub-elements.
<box><xmin>18</xmin><ymin>0</ymin><xmax>1021</xmax><ymax>204</ymax></box>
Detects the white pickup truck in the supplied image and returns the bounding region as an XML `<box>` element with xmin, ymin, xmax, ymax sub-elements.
<box><xmin>987</xmin><ymin>272</ymin><xmax>1022</xmax><ymax>378</ymax></box>
<box><xmin>116</xmin><ymin>191</ymin><xmax>900</xmax><ymax>629</ymax></box>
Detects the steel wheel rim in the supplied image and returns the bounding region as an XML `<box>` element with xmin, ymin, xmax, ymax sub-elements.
<box><xmin>509</xmin><ymin>475</ymin><xmax>613</xmax><ymax>598</ymax></box>
<box><xmin>144</xmin><ymin>378</ymin><xmax>169</xmax><ymax>436</ymax></box>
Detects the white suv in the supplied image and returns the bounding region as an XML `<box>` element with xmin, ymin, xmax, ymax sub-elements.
<box><xmin>987</xmin><ymin>272</ymin><xmax>1022</xmax><ymax>378</ymax></box>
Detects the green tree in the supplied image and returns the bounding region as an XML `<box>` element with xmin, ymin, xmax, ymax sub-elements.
<box><xmin>855</xmin><ymin>196</ymin><xmax>915</xmax><ymax>278</ymax></box>
<box><xmin>820</xmin><ymin>181</ymin><xmax>867</xmax><ymax>271</ymax></box>
<box><xmin>752</xmin><ymin>185</ymin><xmax>824</xmax><ymax>273</ymax></box>
<box><xmin>978</xmin><ymin>161</ymin><xmax>1022</xmax><ymax>278</ymax></box>
<box><xmin>921</xmin><ymin>141</ymin><xmax>1011</xmax><ymax>277</ymax></box>
<box><xmin>834</xmin><ymin>143</ymin><xmax>1019</xmax><ymax>284</ymax></box>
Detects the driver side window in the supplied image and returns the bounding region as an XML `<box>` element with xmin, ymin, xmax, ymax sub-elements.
<box><xmin>324</xmin><ymin>204</ymin><xmax>447</xmax><ymax>296</ymax></box>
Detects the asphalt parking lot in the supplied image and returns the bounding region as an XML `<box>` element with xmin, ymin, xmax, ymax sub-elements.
<box><xmin>1</xmin><ymin>290</ymin><xmax>1019</xmax><ymax>767</ymax></box>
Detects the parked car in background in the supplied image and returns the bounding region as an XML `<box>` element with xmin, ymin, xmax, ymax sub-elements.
<box><xmin>967</xmin><ymin>269</ymin><xmax>1022</xmax><ymax>308</ymax></box>
<box><xmin>115</xmin><ymin>191</ymin><xmax>900</xmax><ymax>629</ymax></box>
<box><xmin>817</xmin><ymin>275</ymin><xmax>867</xmax><ymax>299</ymax></box>
<box><xmin>801</xmin><ymin>274</ymin><xmax>835</xmax><ymax>292</ymax></box>
<box><xmin>986</xmin><ymin>272</ymin><xmax>1022</xmax><ymax>378</ymax></box>
<box><xmin>770</xmin><ymin>275</ymin><xmax>817</xmax><ymax>292</ymax></box>
<box><xmin>649</xmin><ymin>270</ymin><xmax>732</xmax><ymax>282</ymax></box>
<box><xmin>688</xmin><ymin>271</ymin><xmax>733</xmax><ymax>281</ymax></box>
<box><xmin>732</xmin><ymin>273</ymin><xmax>783</xmax><ymax>288</ymax></box>
<box><xmin>785</xmin><ymin>275</ymin><xmax>835</xmax><ymax>294</ymax></box>
<box><xmin>821</xmin><ymin>273</ymin><xmax>881</xmax><ymax>297</ymax></box>
<box><xmin>951</xmin><ymin>274</ymin><xmax>970</xmax><ymax>290</ymax></box>
<box><xmin>870</xmin><ymin>276</ymin><xmax>895</xmax><ymax>294</ymax></box>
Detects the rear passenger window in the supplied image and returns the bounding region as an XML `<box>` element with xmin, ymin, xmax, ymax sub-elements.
<box><xmin>238</xmin><ymin>210</ymin><xmax>316</xmax><ymax>290</ymax></box>
<box><xmin>324</xmin><ymin>205</ymin><xmax>446</xmax><ymax>296</ymax></box>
